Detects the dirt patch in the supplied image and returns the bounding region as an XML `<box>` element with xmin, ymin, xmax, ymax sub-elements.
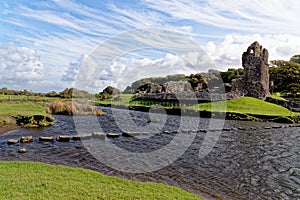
<box><xmin>0</xmin><ymin>117</ymin><xmax>20</xmax><ymax>134</ymax></box>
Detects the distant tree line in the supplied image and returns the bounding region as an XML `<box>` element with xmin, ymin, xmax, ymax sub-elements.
<box><xmin>0</xmin><ymin>88</ymin><xmax>41</xmax><ymax>96</ymax></box>
<box><xmin>0</xmin><ymin>87</ymin><xmax>90</xmax><ymax>99</ymax></box>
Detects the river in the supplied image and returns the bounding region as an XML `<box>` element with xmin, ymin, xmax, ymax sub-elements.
<box><xmin>0</xmin><ymin>107</ymin><xmax>299</xmax><ymax>200</ymax></box>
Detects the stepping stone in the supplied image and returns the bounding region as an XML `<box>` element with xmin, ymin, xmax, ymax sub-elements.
<box><xmin>72</xmin><ymin>135</ymin><xmax>92</xmax><ymax>140</ymax></box>
<box><xmin>18</xmin><ymin>148</ymin><xmax>27</xmax><ymax>153</ymax></box>
<box><xmin>39</xmin><ymin>136</ymin><xmax>54</xmax><ymax>142</ymax></box>
<box><xmin>199</xmin><ymin>129</ymin><xmax>208</xmax><ymax>133</ymax></box>
<box><xmin>56</xmin><ymin>135</ymin><xmax>71</xmax><ymax>142</ymax></box>
<box><xmin>181</xmin><ymin>129</ymin><xmax>198</xmax><ymax>134</ymax></box>
<box><xmin>222</xmin><ymin>128</ymin><xmax>231</xmax><ymax>131</ymax></box>
<box><xmin>7</xmin><ymin>139</ymin><xmax>19</xmax><ymax>145</ymax></box>
<box><xmin>20</xmin><ymin>136</ymin><xmax>33</xmax><ymax>143</ymax></box>
<box><xmin>238</xmin><ymin>127</ymin><xmax>246</xmax><ymax>130</ymax></box>
<box><xmin>106</xmin><ymin>133</ymin><xmax>120</xmax><ymax>138</ymax></box>
<box><xmin>272</xmin><ymin>125</ymin><xmax>283</xmax><ymax>129</ymax></box>
<box><xmin>264</xmin><ymin>127</ymin><xmax>272</xmax><ymax>129</ymax></box>
<box><xmin>122</xmin><ymin>131</ymin><xmax>140</xmax><ymax>137</ymax></box>
<box><xmin>92</xmin><ymin>132</ymin><xmax>105</xmax><ymax>140</ymax></box>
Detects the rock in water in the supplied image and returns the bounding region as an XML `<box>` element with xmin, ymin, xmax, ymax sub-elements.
<box><xmin>106</xmin><ymin>133</ymin><xmax>120</xmax><ymax>138</ymax></box>
<box><xmin>7</xmin><ymin>139</ymin><xmax>19</xmax><ymax>145</ymax></box>
<box><xmin>39</xmin><ymin>136</ymin><xmax>54</xmax><ymax>142</ymax></box>
<box><xmin>232</xmin><ymin>41</ymin><xmax>269</xmax><ymax>100</ymax></box>
<box><xmin>20</xmin><ymin>136</ymin><xmax>33</xmax><ymax>143</ymax></box>
<box><xmin>92</xmin><ymin>132</ymin><xmax>105</xmax><ymax>140</ymax></box>
<box><xmin>56</xmin><ymin>135</ymin><xmax>71</xmax><ymax>142</ymax></box>
<box><xmin>18</xmin><ymin>148</ymin><xmax>27</xmax><ymax>153</ymax></box>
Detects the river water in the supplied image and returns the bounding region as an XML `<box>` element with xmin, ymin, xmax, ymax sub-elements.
<box><xmin>0</xmin><ymin>107</ymin><xmax>299</xmax><ymax>200</ymax></box>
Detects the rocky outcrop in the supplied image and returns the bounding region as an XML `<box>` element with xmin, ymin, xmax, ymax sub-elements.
<box><xmin>232</xmin><ymin>41</ymin><xmax>269</xmax><ymax>100</ymax></box>
<box><xmin>163</xmin><ymin>81</ymin><xmax>193</xmax><ymax>93</ymax></box>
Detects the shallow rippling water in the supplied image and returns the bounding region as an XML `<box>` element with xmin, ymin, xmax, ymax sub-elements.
<box><xmin>0</xmin><ymin>107</ymin><xmax>299</xmax><ymax>200</ymax></box>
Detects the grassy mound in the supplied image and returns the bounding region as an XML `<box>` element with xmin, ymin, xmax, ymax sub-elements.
<box><xmin>47</xmin><ymin>100</ymin><xmax>105</xmax><ymax>116</ymax></box>
<box><xmin>0</xmin><ymin>162</ymin><xmax>202</xmax><ymax>200</ymax></box>
<box><xmin>197</xmin><ymin>97</ymin><xmax>292</xmax><ymax>116</ymax></box>
<box><xmin>0</xmin><ymin>102</ymin><xmax>54</xmax><ymax>128</ymax></box>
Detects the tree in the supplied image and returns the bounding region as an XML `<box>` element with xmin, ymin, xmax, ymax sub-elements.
<box><xmin>97</xmin><ymin>86</ymin><xmax>120</xmax><ymax>100</ymax></box>
<box><xmin>290</xmin><ymin>54</ymin><xmax>300</xmax><ymax>64</ymax></box>
<box><xmin>270</xmin><ymin>60</ymin><xmax>300</xmax><ymax>93</ymax></box>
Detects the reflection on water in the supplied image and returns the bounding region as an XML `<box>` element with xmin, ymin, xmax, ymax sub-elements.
<box><xmin>0</xmin><ymin>107</ymin><xmax>299</xmax><ymax>200</ymax></box>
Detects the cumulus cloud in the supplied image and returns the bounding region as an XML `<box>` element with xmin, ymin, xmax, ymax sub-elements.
<box><xmin>0</xmin><ymin>43</ymin><xmax>45</xmax><ymax>87</ymax></box>
<box><xmin>92</xmin><ymin>50</ymin><xmax>213</xmax><ymax>92</ymax></box>
<box><xmin>61</xmin><ymin>54</ymin><xmax>88</xmax><ymax>83</ymax></box>
<box><xmin>202</xmin><ymin>34</ymin><xmax>300</xmax><ymax>71</ymax></box>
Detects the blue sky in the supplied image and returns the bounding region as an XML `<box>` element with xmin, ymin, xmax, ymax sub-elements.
<box><xmin>1</xmin><ymin>0</ymin><xmax>300</xmax><ymax>92</ymax></box>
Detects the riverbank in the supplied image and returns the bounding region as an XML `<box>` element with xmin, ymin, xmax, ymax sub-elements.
<box><xmin>95</xmin><ymin>96</ymin><xmax>300</xmax><ymax>123</ymax></box>
<box><xmin>0</xmin><ymin>101</ymin><xmax>54</xmax><ymax>131</ymax></box>
<box><xmin>0</xmin><ymin>117</ymin><xmax>19</xmax><ymax>134</ymax></box>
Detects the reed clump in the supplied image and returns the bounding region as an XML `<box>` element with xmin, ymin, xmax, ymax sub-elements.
<box><xmin>47</xmin><ymin>100</ymin><xmax>105</xmax><ymax>116</ymax></box>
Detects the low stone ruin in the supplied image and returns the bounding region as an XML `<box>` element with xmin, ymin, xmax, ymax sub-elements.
<box><xmin>164</xmin><ymin>81</ymin><xmax>193</xmax><ymax>93</ymax></box>
<box><xmin>231</xmin><ymin>41</ymin><xmax>270</xmax><ymax>100</ymax></box>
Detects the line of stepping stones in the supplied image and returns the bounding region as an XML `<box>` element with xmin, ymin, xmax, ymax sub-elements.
<box><xmin>5</xmin><ymin>123</ymin><xmax>300</xmax><ymax>153</ymax></box>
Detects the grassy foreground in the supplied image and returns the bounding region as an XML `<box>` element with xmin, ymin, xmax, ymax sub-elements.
<box><xmin>0</xmin><ymin>161</ymin><xmax>202</xmax><ymax>200</ymax></box>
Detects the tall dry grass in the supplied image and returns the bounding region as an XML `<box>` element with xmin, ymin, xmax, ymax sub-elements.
<box><xmin>47</xmin><ymin>100</ymin><xmax>104</xmax><ymax>116</ymax></box>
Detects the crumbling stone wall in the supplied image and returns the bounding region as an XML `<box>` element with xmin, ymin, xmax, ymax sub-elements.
<box><xmin>163</xmin><ymin>81</ymin><xmax>193</xmax><ymax>93</ymax></box>
<box><xmin>232</xmin><ymin>41</ymin><xmax>269</xmax><ymax>100</ymax></box>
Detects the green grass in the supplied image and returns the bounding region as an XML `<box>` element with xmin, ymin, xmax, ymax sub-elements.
<box><xmin>95</xmin><ymin>94</ymin><xmax>134</xmax><ymax>106</ymax></box>
<box><xmin>0</xmin><ymin>101</ymin><xmax>54</xmax><ymax>127</ymax></box>
<box><xmin>268</xmin><ymin>93</ymin><xmax>286</xmax><ymax>100</ymax></box>
<box><xmin>195</xmin><ymin>97</ymin><xmax>293</xmax><ymax>116</ymax></box>
<box><xmin>0</xmin><ymin>94</ymin><xmax>62</xmax><ymax>102</ymax></box>
<box><xmin>0</xmin><ymin>161</ymin><xmax>202</xmax><ymax>200</ymax></box>
<box><xmin>0</xmin><ymin>101</ymin><xmax>49</xmax><ymax>117</ymax></box>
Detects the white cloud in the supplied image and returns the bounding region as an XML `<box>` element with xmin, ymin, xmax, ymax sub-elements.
<box><xmin>61</xmin><ymin>54</ymin><xmax>88</xmax><ymax>83</ymax></box>
<box><xmin>72</xmin><ymin>50</ymin><xmax>214</xmax><ymax>92</ymax></box>
<box><xmin>202</xmin><ymin>34</ymin><xmax>300</xmax><ymax>71</ymax></box>
<box><xmin>0</xmin><ymin>43</ymin><xmax>48</xmax><ymax>91</ymax></box>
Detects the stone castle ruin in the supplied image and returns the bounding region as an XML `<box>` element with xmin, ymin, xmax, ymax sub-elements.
<box><xmin>135</xmin><ymin>41</ymin><xmax>270</xmax><ymax>101</ymax></box>
<box><xmin>231</xmin><ymin>41</ymin><xmax>269</xmax><ymax>100</ymax></box>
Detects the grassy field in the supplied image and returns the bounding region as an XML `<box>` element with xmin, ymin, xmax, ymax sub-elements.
<box><xmin>0</xmin><ymin>161</ymin><xmax>202</xmax><ymax>200</ymax></box>
<box><xmin>96</xmin><ymin>95</ymin><xmax>295</xmax><ymax>116</ymax></box>
<box><xmin>195</xmin><ymin>97</ymin><xmax>293</xmax><ymax>116</ymax></box>
<box><xmin>0</xmin><ymin>101</ymin><xmax>53</xmax><ymax>127</ymax></box>
<box><xmin>0</xmin><ymin>101</ymin><xmax>49</xmax><ymax>117</ymax></box>
<box><xmin>0</xmin><ymin>94</ymin><xmax>62</xmax><ymax>102</ymax></box>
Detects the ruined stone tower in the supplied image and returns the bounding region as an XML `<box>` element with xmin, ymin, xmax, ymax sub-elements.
<box><xmin>232</xmin><ymin>41</ymin><xmax>269</xmax><ymax>100</ymax></box>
